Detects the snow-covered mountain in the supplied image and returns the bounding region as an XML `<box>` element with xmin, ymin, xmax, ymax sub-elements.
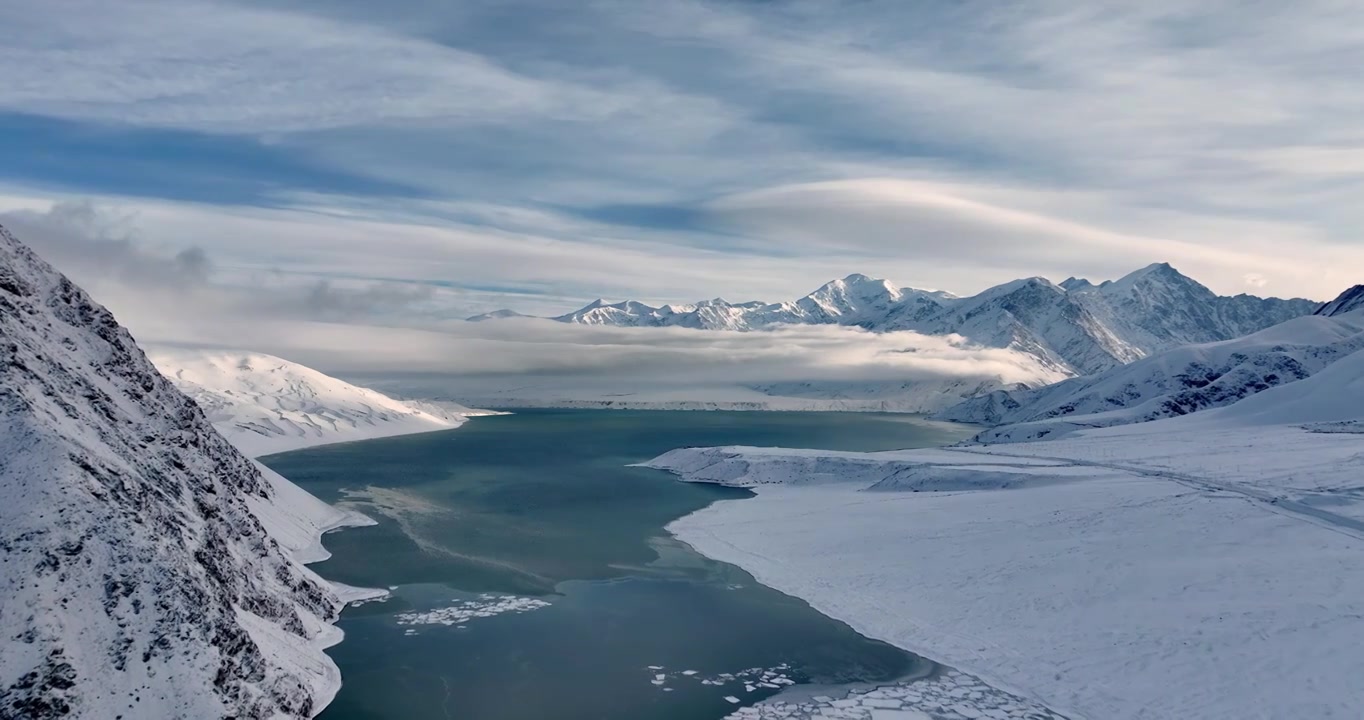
<box><xmin>942</xmin><ymin>285</ymin><xmax>1364</xmax><ymax>443</ymax></box>
<box><xmin>485</xmin><ymin>265</ymin><xmax>1316</xmax><ymax>375</ymax></box>
<box><xmin>0</xmin><ymin>224</ymin><xmax>365</xmax><ymax>718</ymax></box>
<box><xmin>545</xmin><ymin>275</ymin><xmax>956</xmax><ymax>331</ymax></box>
<box><xmin>147</xmin><ymin>348</ymin><xmax>490</xmax><ymax>457</ymax></box>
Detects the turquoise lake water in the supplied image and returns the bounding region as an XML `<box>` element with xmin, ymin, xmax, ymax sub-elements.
<box><xmin>261</xmin><ymin>409</ymin><xmax>975</xmax><ymax>720</ymax></box>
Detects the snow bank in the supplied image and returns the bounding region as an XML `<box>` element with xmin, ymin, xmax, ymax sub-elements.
<box><xmin>647</xmin><ymin>446</ymin><xmax>1082</xmax><ymax>492</ymax></box>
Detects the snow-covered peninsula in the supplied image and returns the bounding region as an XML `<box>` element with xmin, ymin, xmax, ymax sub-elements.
<box><xmin>647</xmin><ymin>290</ymin><xmax>1364</xmax><ymax>720</ymax></box>
<box><xmin>148</xmin><ymin>348</ymin><xmax>495</xmax><ymax>457</ymax></box>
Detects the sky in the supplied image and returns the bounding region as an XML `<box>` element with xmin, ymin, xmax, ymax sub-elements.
<box><xmin>2</xmin><ymin>0</ymin><xmax>1363</xmax><ymax>388</ymax></box>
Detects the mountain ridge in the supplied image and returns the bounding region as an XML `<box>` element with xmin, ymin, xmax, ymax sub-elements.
<box><xmin>940</xmin><ymin>283</ymin><xmax>1364</xmax><ymax>442</ymax></box>
<box><xmin>480</xmin><ymin>265</ymin><xmax>1318</xmax><ymax>375</ymax></box>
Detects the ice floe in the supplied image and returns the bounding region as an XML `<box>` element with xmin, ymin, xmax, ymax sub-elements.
<box><xmin>394</xmin><ymin>594</ymin><xmax>551</xmax><ymax>628</ymax></box>
<box><xmin>642</xmin><ymin>660</ymin><xmax>1062</xmax><ymax>719</ymax></box>
<box><xmin>644</xmin><ymin>663</ymin><xmax>798</xmax><ymax>694</ymax></box>
<box><xmin>727</xmin><ymin>670</ymin><xmax>1066</xmax><ymax>720</ymax></box>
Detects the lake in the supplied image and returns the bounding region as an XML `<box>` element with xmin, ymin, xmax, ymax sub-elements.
<box><xmin>261</xmin><ymin>409</ymin><xmax>976</xmax><ymax>720</ymax></box>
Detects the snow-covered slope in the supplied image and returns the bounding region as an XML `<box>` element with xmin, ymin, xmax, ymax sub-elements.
<box><xmin>0</xmin><ymin>224</ymin><xmax>363</xmax><ymax>718</ymax></box>
<box><xmin>490</xmin><ymin>266</ymin><xmax>1315</xmax><ymax>375</ymax></box>
<box><xmin>939</xmin><ymin>287</ymin><xmax>1364</xmax><ymax>442</ymax></box>
<box><xmin>147</xmin><ymin>348</ymin><xmax>488</xmax><ymax>457</ymax></box>
<box><xmin>1316</xmin><ymin>284</ymin><xmax>1364</xmax><ymax>317</ymax></box>
<box><xmin>1195</xmin><ymin>343</ymin><xmax>1364</xmax><ymax>429</ymax></box>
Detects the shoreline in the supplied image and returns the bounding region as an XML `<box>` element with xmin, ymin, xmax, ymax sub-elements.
<box><xmin>668</xmin><ymin>514</ymin><xmax>1079</xmax><ymax>720</ymax></box>
<box><xmin>662</xmin><ymin>482</ymin><xmax>1079</xmax><ymax>720</ymax></box>
<box><xmin>445</xmin><ymin>397</ymin><xmax>964</xmax><ymax>415</ymax></box>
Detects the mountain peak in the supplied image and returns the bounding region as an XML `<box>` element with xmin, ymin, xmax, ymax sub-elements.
<box><xmin>466</xmin><ymin>308</ymin><xmax>528</xmax><ymax>322</ymax></box>
<box><xmin>1101</xmin><ymin>262</ymin><xmax>1209</xmax><ymax>296</ymax></box>
<box><xmin>1059</xmin><ymin>277</ymin><xmax>1095</xmax><ymax>292</ymax></box>
<box><xmin>1128</xmin><ymin>262</ymin><xmax>1185</xmax><ymax>281</ymax></box>
<box><xmin>977</xmin><ymin>275</ymin><xmax>1063</xmax><ymax>300</ymax></box>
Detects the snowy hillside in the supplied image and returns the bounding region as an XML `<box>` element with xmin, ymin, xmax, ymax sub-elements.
<box><xmin>485</xmin><ymin>265</ymin><xmax>1315</xmax><ymax>375</ymax></box>
<box><xmin>939</xmin><ymin>287</ymin><xmax>1364</xmax><ymax>442</ymax></box>
<box><xmin>1316</xmin><ymin>284</ymin><xmax>1364</xmax><ymax>317</ymax></box>
<box><xmin>0</xmin><ymin>224</ymin><xmax>366</xmax><ymax>718</ymax></box>
<box><xmin>147</xmin><ymin>348</ymin><xmax>490</xmax><ymax>457</ymax></box>
<box><xmin>1198</xmin><ymin>343</ymin><xmax>1364</xmax><ymax>429</ymax></box>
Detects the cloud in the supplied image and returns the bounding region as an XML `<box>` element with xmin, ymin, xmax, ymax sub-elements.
<box><xmin>702</xmin><ymin>178</ymin><xmax>1361</xmax><ymax>299</ymax></box>
<box><xmin>0</xmin><ymin>0</ymin><xmax>619</xmax><ymax>133</ymax></box>
<box><xmin>241</xmin><ymin>318</ymin><xmax>1063</xmax><ymax>387</ymax></box>
<box><xmin>2</xmin><ymin>0</ymin><xmax>1363</xmax><ymax>317</ymax></box>
<box><xmin>0</xmin><ymin>191</ymin><xmax>913</xmax><ymax>314</ymax></box>
<box><xmin>0</xmin><ymin>200</ymin><xmax>1063</xmax><ymax>407</ymax></box>
<box><xmin>0</xmin><ymin>202</ymin><xmax>212</xmax><ymax>289</ymax></box>
<box><xmin>0</xmin><ymin>200</ymin><xmax>457</xmax><ymax>328</ymax></box>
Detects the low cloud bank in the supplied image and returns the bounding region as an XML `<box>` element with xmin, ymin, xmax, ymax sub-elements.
<box><xmin>3</xmin><ymin>202</ymin><xmax>1065</xmax><ymax>405</ymax></box>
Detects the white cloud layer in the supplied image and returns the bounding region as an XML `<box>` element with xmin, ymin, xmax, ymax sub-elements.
<box><xmin>0</xmin><ymin>0</ymin><xmax>729</xmax><ymax>135</ymax></box>
<box><xmin>1</xmin><ymin>201</ymin><xmax>1065</xmax><ymax>403</ymax></box>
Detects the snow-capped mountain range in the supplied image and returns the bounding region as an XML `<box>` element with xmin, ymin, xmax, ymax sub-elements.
<box><xmin>475</xmin><ymin>264</ymin><xmax>1317</xmax><ymax>375</ymax></box>
<box><xmin>147</xmin><ymin>348</ymin><xmax>494</xmax><ymax>457</ymax></box>
<box><xmin>940</xmin><ymin>284</ymin><xmax>1364</xmax><ymax>442</ymax></box>
<box><xmin>0</xmin><ymin>225</ymin><xmax>370</xmax><ymax>718</ymax></box>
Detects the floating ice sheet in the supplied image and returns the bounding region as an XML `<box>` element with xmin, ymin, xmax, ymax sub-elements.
<box><xmin>723</xmin><ymin>670</ymin><xmax>1066</xmax><ymax>720</ymax></box>
<box><xmin>395</xmin><ymin>594</ymin><xmax>551</xmax><ymax>627</ymax></box>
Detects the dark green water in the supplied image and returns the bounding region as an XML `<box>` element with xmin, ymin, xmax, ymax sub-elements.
<box><xmin>262</xmin><ymin>409</ymin><xmax>974</xmax><ymax>720</ymax></box>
